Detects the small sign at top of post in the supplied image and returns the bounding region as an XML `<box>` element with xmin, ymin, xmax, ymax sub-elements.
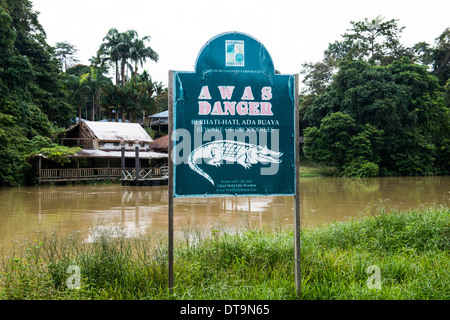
<box><xmin>168</xmin><ymin>31</ymin><xmax>300</xmax><ymax>295</ymax></box>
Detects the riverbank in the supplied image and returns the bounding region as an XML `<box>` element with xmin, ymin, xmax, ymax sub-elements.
<box><xmin>35</xmin><ymin>156</ymin><xmax>336</xmax><ymax>187</ymax></box>
<box><xmin>299</xmin><ymin>156</ymin><xmax>339</xmax><ymax>177</ymax></box>
<box><xmin>0</xmin><ymin>206</ymin><xmax>448</xmax><ymax>300</ymax></box>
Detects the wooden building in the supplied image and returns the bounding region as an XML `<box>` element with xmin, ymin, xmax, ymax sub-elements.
<box><xmin>149</xmin><ymin>110</ymin><xmax>168</xmax><ymax>132</ymax></box>
<box><xmin>148</xmin><ymin>134</ymin><xmax>168</xmax><ymax>153</ymax></box>
<box><xmin>35</xmin><ymin>121</ymin><xmax>168</xmax><ymax>184</ymax></box>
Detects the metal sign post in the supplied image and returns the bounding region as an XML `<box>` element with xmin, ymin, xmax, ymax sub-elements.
<box><xmin>168</xmin><ymin>32</ymin><xmax>300</xmax><ymax>295</ymax></box>
<box><xmin>293</xmin><ymin>74</ymin><xmax>301</xmax><ymax>297</ymax></box>
<box><xmin>168</xmin><ymin>71</ymin><xmax>174</xmax><ymax>291</ymax></box>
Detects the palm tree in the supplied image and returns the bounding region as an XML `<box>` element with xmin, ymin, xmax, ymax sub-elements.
<box><xmin>100</xmin><ymin>84</ymin><xmax>120</xmax><ymax>121</ymax></box>
<box><xmin>117</xmin><ymin>29</ymin><xmax>136</xmax><ymax>86</ymax></box>
<box><xmin>153</xmin><ymin>81</ymin><xmax>167</xmax><ymax>104</ymax></box>
<box><xmin>134</xmin><ymin>72</ymin><xmax>167</xmax><ymax>127</ymax></box>
<box><xmin>117</xmin><ymin>82</ymin><xmax>140</xmax><ymax>122</ymax></box>
<box><xmin>129</xmin><ymin>35</ymin><xmax>159</xmax><ymax>76</ymax></box>
<box><xmin>97</xmin><ymin>28</ymin><xmax>159</xmax><ymax>87</ymax></box>
<box><xmin>65</xmin><ymin>73</ymin><xmax>91</xmax><ymax>122</ymax></box>
<box><xmin>136</xmin><ymin>71</ymin><xmax>156</xmax><ymax>127</ymax></box>
<box><xmin>87</xmin><ymin>67</ymin><xmax>111</xmax><ymax>120</ymax></box>
<box><xmin>97</xmin><ymin>28</ymin><xmax>122</xmax><ymax>86</ymax></box>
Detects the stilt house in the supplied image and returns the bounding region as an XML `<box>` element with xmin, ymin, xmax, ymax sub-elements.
<box><xmin>35</xmin><ymin>121</ymin><xmax>168</xmax><ymax>183</ymax></box>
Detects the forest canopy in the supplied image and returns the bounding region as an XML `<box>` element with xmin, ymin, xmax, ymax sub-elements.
<box><xmin>0</xmin><ymin>0</ymin><xmax>167</xmax><ymax>186</ymax></box>
<box><xmin>301</xmin><ymin>17</ymin><xmax>450</xmax><ymax>177</ymax></box>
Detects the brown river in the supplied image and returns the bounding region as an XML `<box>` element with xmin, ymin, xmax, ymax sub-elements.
<box><xmin>1</xmin><ymin>176</ymin><xmax>449</xmax><ymax>254</ymax></box>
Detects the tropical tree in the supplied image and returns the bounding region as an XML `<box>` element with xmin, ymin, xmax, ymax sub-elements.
<box><xmin>96</xmin><ymin>28</ymin><xmax>159</xmax><ymax>87</ymax></box>
<box><xmin>86</xmin><ymin>67</ymin><xmax>111</xmax><ymax>120</ymax></box>
<box><xmin>153</xmin><ymin>81</ymin><xmax>167</xmax><ymax>106</ymax></box>
<box><xmin>65</xmin><ymin>73</ymin><xmax>91</xmax><ymax>121</ymax></box>
<box><xmin>97</xmin><ymin>27</ymin><xmax>122</xmax><ymax>86</ymax></box>
<box><xmin>430</xmin><ymin>28</ymin><xmax>450</xmax><ymax>87</ymax></box>
<box><xmin>0</xmin><ymin>0</ymin><xmax>68</xmax><ymax>185</ymax></box>
<box><xmin>135</xmin><ymin>71</ymin><xmax>156</xmax><ymax>127</ymax></box>
<box><xmin>303</xmin><ymin>57</ymin><xmax>449</xmax><ymax>176</ymax></box>
<box><xmin>117</xmin><ymin>29</ymin><xmax>136</xmax><ymax>86</ymax></box>
<box><xmin>55</xmin><ymin>41</ymin><xmax>79</xmax><ymax>72</ymax></box>
<box><xmin>328</xmin><ymin>16</ymin><xmax>411</xmax><ymax>65</ymax></box>
<box><xmin>100</xmin><ymin>84</ymin><xmax>120</xmax><ymax>121</ymax></box>
<box><xmin>117</xmin><ymin>82</ymin><xmax>140</xmax><ymax>122</ymax></box>
<box><xmin>129</xmin><ymin>35</ymin><xmax>159</xmax><ymax>76</ymax></box>
<box><xmin>303</xmin><ymin>112</ymin><xmax>383</xmax><ymax>177</ymax></box>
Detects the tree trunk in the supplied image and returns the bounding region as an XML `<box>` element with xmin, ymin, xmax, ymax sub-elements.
<box><xmin>92</xmin><ymin>93</ymin><xmax>95</xmax><ymax>121</ymax></box>
<box><xmin>143</xmin><ymin>110</ymin><xmax>148</xmax><ymax>128</ymax></box>
<box><xmin>121</xmin><ymin>61</ymin><xmax>126</xmax><ymax>86</ymax></box>
<box><xmin>115</xmin><ymin>61</ymin><xmax>119</xmax><ymax>87</ymax></box>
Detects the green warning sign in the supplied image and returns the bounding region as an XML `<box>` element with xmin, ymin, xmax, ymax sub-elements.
<box><xmin>170</xmin><ymin>32</ymin><xmax>297</xmax><ymax>197</ymax></box>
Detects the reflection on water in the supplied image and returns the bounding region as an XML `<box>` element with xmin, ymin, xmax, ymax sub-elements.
<box><xmin>0</xmin><ymin>176</ymin><xmax>449</xmax><ymax>252</ymax></box>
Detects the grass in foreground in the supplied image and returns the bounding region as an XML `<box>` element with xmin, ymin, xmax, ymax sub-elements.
<box><xmin>299</xmin><ymin>156</ymin><xmax>338</xmax><ymax>177</ymax></box>
<box><xmin>0</xmin><ymin>206</ymin><xmax>448</xmax><ymax>300</ymax></box>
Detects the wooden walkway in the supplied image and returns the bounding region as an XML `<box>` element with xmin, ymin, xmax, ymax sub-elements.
<box><xmin>39</xmin><ymin>167</ymin><xmax>121</xmax><ymax>183</ymax></box>
<box><xmin>38</xmin><ymin>166</ymin><xmax>168</xmax><ymax>185</ymax></box>
<box><xmin>120</xmin><ymin>166</ymin><xmax>168</xmax><ymax>186</ymax></box>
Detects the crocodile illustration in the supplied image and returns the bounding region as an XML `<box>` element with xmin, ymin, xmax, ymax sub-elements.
<box><xmin>188</xmin><ymin>140</ymin><xmax>282</xmax><ymax>185</ymax></box>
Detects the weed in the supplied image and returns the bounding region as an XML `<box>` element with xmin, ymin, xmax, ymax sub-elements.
<box><xmin>0</xmin><ymin>206</ymin><xmax>448</xmax><ymax>300</ymax></box>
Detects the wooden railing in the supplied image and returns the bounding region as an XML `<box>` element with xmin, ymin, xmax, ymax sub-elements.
<box><xmin>39</xmin><ymin>166</ymin><xmax>167</xmax><ymax>183</ymax></box>
<box><xmin>121</xmin><ymin>165</ymin><xmax>168</xmax><ymax>181</ymax></box>
<box><xmin>40</xmin><ymin>167</ymin><xmax>120</xmax><ymax>182</ymax></box>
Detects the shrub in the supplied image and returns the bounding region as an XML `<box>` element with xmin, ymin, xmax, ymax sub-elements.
<box><xmin>342</xmin><ymin>159</ymin><xmax>379</xmax><ymax>177</ymax></box>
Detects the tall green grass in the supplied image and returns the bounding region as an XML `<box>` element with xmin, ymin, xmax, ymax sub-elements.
<box><xmin>299</xmin><ymin>156</ymin><xmax>339</xmax><ymax>177</ymax></box>
<box><xmin>0</xmin><ymin>206</ymin><xmax>448</xmax><ymax>300</ymax></box>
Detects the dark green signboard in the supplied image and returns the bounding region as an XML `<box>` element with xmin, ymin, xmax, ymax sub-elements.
<box><xmin>170</xmin><ymin>32</ymin><xmax>297</xmax><ymax>197</ymax></box>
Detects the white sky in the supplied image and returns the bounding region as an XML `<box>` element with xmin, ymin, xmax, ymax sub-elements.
<box><xmin>32</xmin><ymin>0</ymin><xmax>449</xmax><ymax>86</ymax></box>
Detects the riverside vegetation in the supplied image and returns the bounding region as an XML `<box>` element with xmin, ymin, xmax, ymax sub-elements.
<box><xmin>0</xmin><ymin>206</ymin><xmax>448</xmax><ymax>300</ymax></box>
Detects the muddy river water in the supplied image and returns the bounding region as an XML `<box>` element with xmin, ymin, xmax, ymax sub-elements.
<box><xmin>1</xmin><ymin>176</ymin><xmax>448</xmax><ymax>253</ymax></box>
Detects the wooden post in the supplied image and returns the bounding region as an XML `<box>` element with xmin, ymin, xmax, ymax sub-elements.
<box><xmin>168</xmin><ymin>71</ymin><xmax>174</xmax><ymax>291</ymax></box>
<box><xmin>293</xmin><ymin>73</ymin><xmax>301</xmax><ymax>297</ymax></box>
<box><xmin>38</xmin><ymin>156</ymin><xmax>42</xmax><ymax>185</ymax></box>
<box><xmin>135</xmin><ymin>145</ymin><xmax>140</xmax><ymax>183</ymax></box>
<box><xmin>121</xmin><ymin>145</ymin><xmax>125</xmax><ymax>180</ymax></box>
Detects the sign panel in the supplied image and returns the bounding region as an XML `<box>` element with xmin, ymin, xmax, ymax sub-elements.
<box><xmin>171</xmin><ymin>32</ymin><xmax>296</xmax><ymax>197</ymax></box>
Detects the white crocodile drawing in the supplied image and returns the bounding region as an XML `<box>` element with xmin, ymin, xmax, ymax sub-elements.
<box><xmin>188</xmin><ymin>140</ymin><xmax>282</xmax><ymax>185</ymax></box>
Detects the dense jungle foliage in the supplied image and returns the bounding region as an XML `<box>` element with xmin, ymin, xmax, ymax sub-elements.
<box><xmin>301</xmin><ymin>17</ymin><xmax>450</xmax><ymax>177</ymax></box>
<box><xmin>0</xmin><ymin>0</ymin><xmax>167</xmax><ymax>186</ymax></box>
<box><xmin>0</xmin><ymin>1</ymin><xmax>449</xmax><ymax>185</ymax></box>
